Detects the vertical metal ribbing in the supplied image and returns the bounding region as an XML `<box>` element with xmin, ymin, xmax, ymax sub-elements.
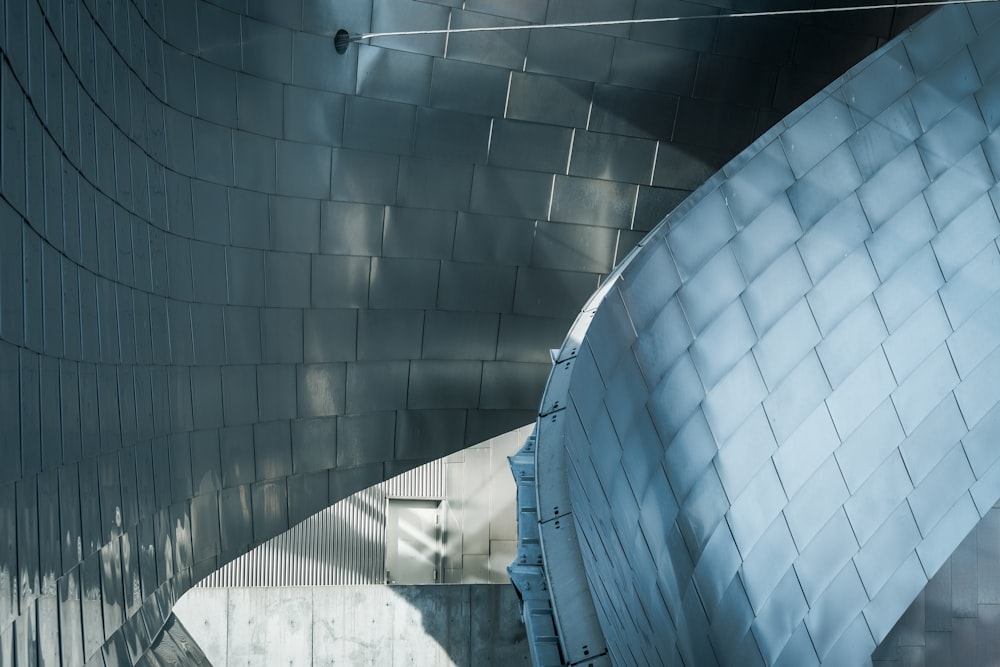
<box><xmin>199</xmin><ymin>461</ymin><xmax>447</xmax><ymax>586</ymax></box>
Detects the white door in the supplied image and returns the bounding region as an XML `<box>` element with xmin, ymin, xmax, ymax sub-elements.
<box><xmin>385</xmin><ymin>499</ymin><xmax>442</xmax><ymax>584</ymax></box>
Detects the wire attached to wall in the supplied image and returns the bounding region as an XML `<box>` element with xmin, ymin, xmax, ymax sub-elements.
<box><xmin>334</xmin><ymin>0</ymin><xmax>998</xmax><ymax>48</ymax></box>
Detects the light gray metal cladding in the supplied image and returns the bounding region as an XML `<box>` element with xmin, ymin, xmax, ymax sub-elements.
<box><xmin>0</xmin><ymin>0</ymin><xmax>936</xmax><ymax>664</ymax></box>
<box><xmin>533</xmin><ymin>4</ymin><xmax>1000</xmax><ymax>666</ymax></box>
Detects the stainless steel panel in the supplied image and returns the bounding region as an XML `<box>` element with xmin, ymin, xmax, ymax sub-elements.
<box><xmin>264</xmin><ymin>252</ymin><xmax>310</xmax><ymax>308</ymax></box>
<box><xmin>336</xmin><ymin>413</ymin><xmax>394</xmax><ymax>468</ymax></box>
<box><xmin>429</xmin><ymin>58</ymin><xmax>508</xmax><ymax>117</ymax></box>
<box><xmin>194</xmin><ymin>58</ymin><xmax>237</xmax><ymax>127</ymax></box>
<box><xmin>677</xmin><ymin>246</ymin><xmax>745</xmax><ymax>334</ymax></box>
<box><xmin>395</xmin><ymin>409</ymin><xmax>467</xmax><ymax>460</ymax></box>
<box><xmin>891</xmin><ymin>344</ymin><xmax>960</xmax><ymax>434</ymax></box>
<box><xmin>722</xmin><ymin>140</ymin><xmax>794</xmax><ymax>229</ymax></box>
<box><xmin>783</xmin><ymin>458</ymin><xmax>850</xmax><ymax>553</ymax></box>
<box><xmin>343</xmin><ymin>95</ymin><xmax>415</xmax><ymax>157</ymax></box>
<box><xmin>751</xmin><ymin>568</ymin><xmax>809</xmax><ymax>665</ymax></box>
<box><xmin>290</xmin><ymin>418</ymin><xmax>337</xmax><ymax>474</ymax></box>
<box><xmin>396</xmin><ymin>155</ymin><xmax>474</xmax><ymax>211</ymax></box>
<box><xmin>251</xmin><ymin>480</ymin><xmax>290</xmax><ymax>543</ymax></box>
<box><xmin>422</xmin><ymin>311</ymin><xmax>500</xmax><ymax>360</ymax></box>
<box><xmin>192</xmin><ymin>119</ymin><xmax>234</xmax><ymax>186</ymax></box>
<box><xmin>190</xmin><ymin>180</ymin><xmax>231</xmax><ymax>248</ymax></box>
<box><xmin>854</xmin><ymin>502</ymin><xmax>922</xmax><ymax>599</ymax></box>
<box><xmin>370</xmin><ymin>0</ymin><xmax>448</xmax><ymax>57</ymax></box>
<box><xmin>933</xmin><ymin>192</ymin><xmax>1000</xmax><ymax>280</ymax></box>
<box><xmin>826</xmin><ymin>346</ymin><xmax>895</xmax><ymax>439</ymax></box>
<box><xmin>320</xmin><ymin>200</ymin><xmax>384</xmax><ymax>256</ymax></box>
<box><xmin>368</xmin><ymin>257</ymin><xmax>439</xmax><ymax>310</ymax></box>
<box><xmin>272</xmin><ymin>195</ymin><xmax>321</xmax><ymax>254</ymax></box>
<box><xmin>236</xmin><ymin>73</ymin><xmax>283</xmax><ymax>136</ymax></box>
<box><xmin>912</xmin><ymin>48</ymin><xmax>980</xmax><ymax>135</ymax></box>
<box><xmin>525</xmin><ymin>27</ymin><xmax>613</xmax><ymax>82</ymax></box>
<box><xmin>806</xmin><ymin>246</ymin><xmax>880</xmax><ymax>335</ymax></box>
<box><xmin>743</xmin><ymin>247</ymin><xmax>811</xmax><ymax>335</ymax></box>
<box><xmin>834</xmin><ymin>397</ymin><xmax>905</xmax><ymax>495</ymax></box>
<box><xmin>357</xmin><ymin>45</ymin><xmax>432</xmax><ymax>106</ymax></box>
<box><xmin>787</xmin><ymin>144</ymin><xmax>863</xmax><ymax>232</ymax></box>
<box><xmin>242</xmin><ymin>16</ymin><xmax>292</xmax><ymax>81</ymax></box>
<box><xmin>438</xmin><ymin>260</ymin><xmax>516</xmax><ymax>312</ymax></box>
<box><xmin>858</xmin><ymin>145</ymin><xmax>931</xmax><ymax>230</ymax></box>
<box><xmin>908</xmin><ymin>443</ymin><xmax>974</xmax><ymax>535</ymax></box>
<box><xmin>506</xmin><ymin>71</ymin><xmax>592</xmax><ymax>128</ymax></box>
<box><xmin>221</xmin><ymin>365</ymin><xmax>259</xmax><ymax>426</ymax></box>
<box><xmin>218</xmin><ymin>484</ymin><xmax>253</xmax><ymax>556</ymax></box>
<box><xmin>875</xmin><ymin>245</ymin><xmax>944</xmax><ymax>333</ymax></box>
<box><xmin>291</xmin><ymin>31</ymin><xmax>356</xmax><ymax>94</ymax></box>
<box><xmin>190</xmin><ymin>303</ymin><xmax>226</xmax><ymax>365</ymax></box>
<box><xmin>804</xmin><ymin>561</ymin><xmax>869</xmax><ymax>659</ymax></box>
<box><xmin>407</xmin><ymin>360</ymin><xmax>482</xmax><ymax>410</ymax></box>
<box><xmin>925</xmin><ymin>147</ymin><xmax>994</xmax><ymax>230</ymax></box>
<box><xmin>647</xmin><ymin>353</ymin><xmax>704</xmax><ymax>449</ymax></box>
<box><xmin>382</xmin><ymin>207</ymin><xmax>455</xmax><ymax>260</ymax></box>
<box><xmin>303</xmin><ymin>309</ymin><xmax>358</xmax><ymax>364</ymax></box>
<box><xmin>414</xmin><ymin>107</ymin><xmax>490</xmax><ymax>164</ymax></box>
<box><xmin>916</xmin><ymin>492</ymin><xmax>980</xmax><ymax>576</ymax></box>
<box><xmin>330</xmin><ymin>148</ymin><xmax>399</xmax><ymax>205</ymax></box>
<box><xmin>918</xmin><ymin>96</ymin><xmax>988</xmax><ymax>179</ymax></box>
<box><xmin>938</xmin><ymin>243</ymin><xmax>1000</xmax><ymax>330</ymax></box>
<box><xmin>772</xmin><ymin>404</ymin><xmax>839</xmax><ymax>498</ymax></box>
<box><xmin>513</xmin><ymin>266</ymin><xmax>598</xmax><ymax>319</ymax></box>
<box><xmin>256</xmin><ymin>365</ymin><xmax>296</xmax><ymax>422</ymax></box>
<box><xmin>447</xmin><ymin>10</ymin><xmax>529</xmax><ymax>70</ymax></box>
<box><xmin>549</xmin><ymin>175</ymin><xmax>636</xmax><ymax>229</ymax></box>
<box><xmin>844</xmin><ymin>451</ymin><xmax>913</xmax><ymax>546</ymax></box>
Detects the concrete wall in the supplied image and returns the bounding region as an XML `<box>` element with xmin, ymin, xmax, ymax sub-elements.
<box><xmin>173</xmin><ymin>585</ymin><xmax>529</xmax><ymax>666</ymax></box>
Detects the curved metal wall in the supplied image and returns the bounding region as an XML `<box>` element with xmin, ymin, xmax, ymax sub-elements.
<box><xmin>534</xmin><ymin>4</ymin><xmax>1000</xmax><ymax>666</ymax></box>
<box><xmin>0</xmin><ymin>0</ymin><xmax>933</xmax><ymax>664</ymax></box>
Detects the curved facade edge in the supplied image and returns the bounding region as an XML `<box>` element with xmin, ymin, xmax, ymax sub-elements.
<box><xmin>532</xmin><ymin>4</ymin><xmax>1000</xmax><ymax>666</ymax></box>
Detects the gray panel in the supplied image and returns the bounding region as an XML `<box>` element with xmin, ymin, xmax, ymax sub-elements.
<box><xmin>382</xmin><ymin>207</ymin><xmax>455</xmax><ymax>260</ymax></box>
<box><xmin>470</xmin><ymin>165</ymin><xmax>550</xmax><ymax>220</ymax></box>
<box><xmin>396</xmin><ymin>156</ymin><xmax>473</xmax><ymax>211</ymax></box>
<box><xmin>236</xmin><ymin>73</ymin><xmax>283</xmax><ymax>136</ymax></box>
<box><xmin>742</xmin><ymin>247</ymin><xmax>812</xmax><ymax>336</ymax></box>
<box><xmin>330</xmin><ymin>148</ymin><xmax>399</xmax><ymax>205</ymax></box>
<box><xmin>439</xmin><ymin>261</ymin><xmax>517</xmax><ymax>313</ymax></box>
<box><xmin>429</xmin><ymin>58</ymin><xmax>509</xmax><ymax>117</ymax></box>
<box><xmin>275</xmin><ymin>141</ymin><xmax>331</xmax><ymax>200</ymax></box>
<box><xmin>368</xmin><ymin>257</ymin><xmax>439</xmax><ymax>310</ymax></box>
<box><xmin>487</xmin><ymin>119</ymin><xmax>572</xmax><ymax>174</ymax></box>
<box><xmin>292</xmin><ymin>31</ymin><xmax>355</xmax><ymax>94</ymax></box>
<box><xmin>414</xmin><ymin>107</ymin><xmax>491</xmax><ymax>164</ymax></box>
<box><xmin>320</xmin><ymin>201</ymin><xmax>384</xmax><ymax>256</ymax></box>
<box><xmin>271</xmin><ymin>195</ymin><xmax>320</xmax><ymax>254</ymax></box>
<box><xmin>891</xmin><ymin>344</ymin><xmax>959</xmax><ymax>435</ymax></box>
<box><xmin>242</xmin><ymin>18</ymin><xmax>292</xmax><ymax>83</ymax></box>
<box><xmin>343</xmin><ymin>95</ymin><xmax>415</xmax><ymax>156</ymax></box>
<box><xmin>677</xmin><ymin>246</ymin><xmax>745</xmax><ymax>334</ymax></box>
<box><xmin>283</xmin><ymin>86</ymin><xmax>344</xmax><ymax>146</ymax></box>
<box><xmin>291</xmin><ymin>418</ymin><xmax>337</xmax><ymax>474</ymax></box>
<box><xmin>856</xmin><ymin>145</ymin><xmax>930</xmax><ymax>228</ymax></box>
<box><xmin>525</xmin><ymin>28</ymin><xmax>613</xmax><ymax>82</ymax></box>
<box><xmin>938</xmin><ymin>243</ymin><xmax>1000</xmax><ymax>330</ymax></box>
<box><xmin>505</xmin><ymin>71</ymin><xmax>593</xmax><ymax>128</ymax></box>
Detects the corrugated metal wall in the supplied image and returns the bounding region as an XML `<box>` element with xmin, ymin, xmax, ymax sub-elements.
<box><xmin>201</xmin><ymin>462</ymin><xmax>446</xmax><ymax>587</ymax></box>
